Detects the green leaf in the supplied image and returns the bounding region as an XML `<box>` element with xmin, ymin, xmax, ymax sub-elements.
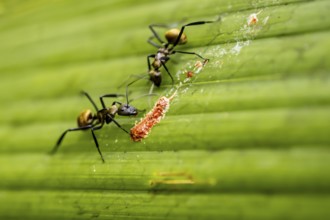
<box><xmin>0</xmin><ymin>0</ymin><xmax>329</xmax><ymax>219</ymax></box>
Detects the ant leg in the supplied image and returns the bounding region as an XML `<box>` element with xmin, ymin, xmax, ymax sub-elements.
<box><xmin>145</xmin><ymin>83</ymin><xmax>162</xmax><ymax>107</ymax></box>
<box><xmin>117</xmin><ymin>73</ymin><xmax>148</xmax><ymax>90</ymax></box>
<box><xmin>148</xmin><ymin>36</ymin><xmax>162</xmax><ymax>48</ymax></box>
<box><xmin>148</xmin><ymin>24</ymin><xmax>169</xmax><ymax>44</ymax></box>
<box><xmin>111</xmin><ymin>101</ymin><xmax>122</xmax><ymax>106</ymax></box>
<box><xmin>125</xmin><ymin>75</ymin><xmax>149</xmax><ymax>104</ymax></box>
<box><xmin>148</xmin><ymin>83</ymin><xmax>155</xmax><ymax>107</ymax></box>
<box><xmin>161</xmin><ymin>61</ymin><xmax>175</xmax><ymax>86</ymax></box>
<box><xmin>117</xmin><ymin>55</ymin><xmax>155</xmax><ymax>94</ymax></box>
<box><xmin>50</xmin><ymin>125</ymin><xmax>93</xmax><ymax>155</ymax></box>
<box><xmin>99</xmin><ymin>94</ymin><xmax>125</xmax><ymax>109</ymax></box>
<box><xmin>129</xmin><ymin>92</ymin><xmax>159</xmax><ymax>112</ymax></box>
<box><xmin>126</xmin><ymin>75</ymin><xmax>148</xmax><ymax>105</ymax></box>
<box><xmin>108</xmin><ymin>115</ymin><xmax>129</xmax><ymax>134</ymax></box>
<box><xmin>147</xmin><ymin>54</ymin><xmax>156</xmax><ymax>71</ymax></box>
<box><xmin>172</xmin><ymin>21</ymin><xmax>214</xmax><ymax>48</ymax></box>
<box><xmin>172</xmin><ymin>50</ymin><xmax>209</xmax><ymax>62</ymax></box>
<box><xmin>81</xmin><ymin>91</ymin><xmax>99</xmax><ymax>112</ymax></box>
<box><xmin>90</xmin><ymin>123</ymin><xmax>105</xmax><ymax>163</ymax></box>
<box><xmin>128</xmin><ymin>93</ymin><xmax>158</xmax><ymax>104</ymax></box>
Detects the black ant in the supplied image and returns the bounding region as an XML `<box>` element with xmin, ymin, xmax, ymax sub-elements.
<box><xmin>50</xmin><ymin>91</ymin><xmax>140</xmax><ymax>163</ymax></box>
<box><xmin>146</xmin><ymin>20</ymin><xmax>214</xmax><ymax>87</ymax></box>
<box><xmin>119</xmin><ymin>21</ymin><xmax>214</xmax><ymax>92</ymax></box>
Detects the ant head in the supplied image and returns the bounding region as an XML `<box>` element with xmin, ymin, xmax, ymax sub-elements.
<box><xmin>118</xmin><ymin>104</ymin><xmax>138</xmax><ymax>116</ymax></box>
<box><xmin>165</xmin><ymin>28</ymin><xmax>187</xmax><ymax>45</ymax></box>
<box><xmin>149</xmin><ymin>70</ymin><xmax>162</xmax><ymax>87</ymax></box>
<box><xmin>77</xmin><ymin>109</ymin><xmax>94</xmax><ymax>127</ymax></box>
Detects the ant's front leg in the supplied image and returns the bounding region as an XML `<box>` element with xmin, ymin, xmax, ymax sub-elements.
<box><xmin>99</xmin><ymin>94</ymin><xmax>125</xmax><ymax>109</ymax></box>
<box><xmin>108</xmin><ymin>114</ymin><xmax>129</xmax><ymax>134</ymax></box>
<box><xmin>125</xmin><ymin>76</ymin><xmax>149</xmax><ymax>104</ymax></box>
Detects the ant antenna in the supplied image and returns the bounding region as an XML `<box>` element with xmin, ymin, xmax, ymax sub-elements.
<box><xmin>125</xmin><ymin>76</ymin><xmax>148</xmax><ymax>104</ymax></box>
<box><xmin>128</xmin><ymin>93</ymin><xmax>158</xmax><ymax>103</ymax></box>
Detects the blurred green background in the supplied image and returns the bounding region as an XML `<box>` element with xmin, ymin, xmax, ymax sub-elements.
<box><xmin>0</xmin><ymin>0</ymin><xmax>330</xmax><ymax>219</ymax></box>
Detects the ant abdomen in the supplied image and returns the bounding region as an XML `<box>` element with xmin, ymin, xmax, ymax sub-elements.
<box><xmin>165</xmin><ymin>29</ymin><xmax>187</xmax><ymax>45</ymax></box>
<box><xmin>77</xmin><ymin>109</ymin><xmax>94</xmax><ymax>127</ymax></box>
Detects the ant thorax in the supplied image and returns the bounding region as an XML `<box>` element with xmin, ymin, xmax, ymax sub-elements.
<box><xmin>96</xmin><ymin>109</ymin><xmax>106</xmax><ymax>123</ymax></box>
<box><xmin>152</xmin><ymin>48</ymin><xmax>170</xmax><ymax>69</ymax></box>
<box><xmin>108</xmin><ymin>105</ymin><xmax>118</xmax><ymax>116</ymax></box>
<box><xmin>157</xmin><ymin>47</ymin><xmax>169</xmax><ymax>55</ymax></box>
<box><xmin>96</xmin><ymin>106</ymin><xmax>117</xmax><ymax>124</ymax></box>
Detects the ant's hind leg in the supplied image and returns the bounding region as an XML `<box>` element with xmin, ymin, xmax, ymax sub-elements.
<box><xmin>173</xmin><ymin>21</ymin><xmax>214</xmax><ymax>47</ymax></box>
<box><xmin>81</xmin><ymin>91</ymin><xmax>99</xmax><ymax>112</ymax></box>
<box><xmin>148</xmin><ymin>24</ymin><xmax>170</xmax><ymax>45</ymax></box>
<box><xmin>50</xmin><ymin>125</ymin><xmax>93</xmax><ymax>155</ymax></box>
<box><xmin>91</xmin><ymin>124</ymin><xmax>105</xmax><ymax>163</ymax></box>
<box><xmin>172</xmin><ymin>50</ymin><xmax>209</xmax><ymax>63</ymax></box>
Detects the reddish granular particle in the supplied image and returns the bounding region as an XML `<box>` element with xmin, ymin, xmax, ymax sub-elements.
<box><xmin>247</xmin><ymin>11</ymin><xmax>262</xmax><ymax>26</ymax></box>
<box><xmin>186</xmin><ymin>71</ymin><xmax>194</xmax><ymax>78</ymax></box>
<box><xmin>130</xmin><ymin>91</ymin><xmax>177</xmax><ymax>142</ymax></box>
<box><xmin>248</xmin><ymin>16</ymin><xmax>258</xmax><ymax>25</ymax></box>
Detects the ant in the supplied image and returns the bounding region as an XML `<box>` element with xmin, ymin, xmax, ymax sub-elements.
<box><xmin>50</xmin><ymin>90</ymin><xmax>141</xmax><ymax>163</ymax></box>
<box><xmin>146</xmin><ymin>20</ymin><xmax>214</xmax><ymax>87</ymax></box>
<box><xmin>119</xmin><ymin>21</ymin><xmax>214</xmax><ymax>93</ymax></box>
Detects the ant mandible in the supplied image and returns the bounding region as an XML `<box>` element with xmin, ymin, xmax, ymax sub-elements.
<box><xmin>50</xmin><ymin>91</ymin><xmax>139</xmax><ymax>163</ymax></box>
<box><xmin>147</xmin><ymin>20</ymin><xmax>214</xmax><ymax>87</ymax></box>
